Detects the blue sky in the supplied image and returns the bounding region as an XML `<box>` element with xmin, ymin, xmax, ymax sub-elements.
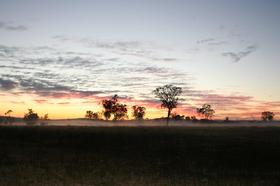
<box><xmin>0</xmin><ymin>0</ymin><xmax>280</xmax><ymax>119</ymax></box>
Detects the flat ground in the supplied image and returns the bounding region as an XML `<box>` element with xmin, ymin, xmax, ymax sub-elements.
<box><xmin>0</xmin><ymin>124</ymin><xmax>280</xmax><ymax>185</ymax></box>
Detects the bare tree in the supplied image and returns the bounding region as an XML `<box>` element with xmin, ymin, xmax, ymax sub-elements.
<box><xmin>153</xmin><ymin>84</ymin><xmax>182</xmax><ymax>125</ymax></box>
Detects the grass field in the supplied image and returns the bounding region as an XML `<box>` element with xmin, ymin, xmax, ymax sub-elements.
<box><xmin>1</xmin><ymin>125</ymin><xmax>280</xmax><ymax>185</ymax></box>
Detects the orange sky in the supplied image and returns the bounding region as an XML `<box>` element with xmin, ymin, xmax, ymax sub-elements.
<box><xmin>0</xmin><ymin>91</ymin><xmax>279</xmax><ymax>120</ymax></box>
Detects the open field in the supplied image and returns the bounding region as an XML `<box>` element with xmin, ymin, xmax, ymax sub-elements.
<box><xmin>1</xmin><ymin>125</ymin><xmax>280</xmax><ymax>185</ymax></box>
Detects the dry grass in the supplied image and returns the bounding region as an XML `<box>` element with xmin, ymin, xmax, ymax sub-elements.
<box><xmin>0</xmin><ymin>125</ymin><xmax>280</xmax><ymax>185</ymax></box>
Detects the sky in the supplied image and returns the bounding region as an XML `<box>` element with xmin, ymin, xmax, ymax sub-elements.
<box><xmin>0</xmin><ymin>0</ymin><xmax>280</xmax><ymax>120</ymax></box>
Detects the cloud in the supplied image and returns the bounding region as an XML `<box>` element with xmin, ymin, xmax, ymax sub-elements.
<box><xmin>222</xmin><ymin>45</ymin><xmax>258</xmax><ymax>63</ymax></box>
<box><xmin>34</xmin><ymin>99</ymin><xmax>48</xmax><ymax>104</ymax></box>
<box><xmin>17</xmin><ymin>78</ymin><xmax>105</xmax><ymax>99</ymax></box>
<box><xmin>57</xmin><ymin>102</ymin><xmax>71</xmax><ymax>105</ymax></box>
<box><xmin>196</xmin><ymin>38</ymin><xmax>215</xmax><ymax>44</ymax></box>
<box><xmin>0</xmin><ymin>78</ymin><xmax>18</xmax><ymax>90</ymax></box>
<box><xmin>196</xmin><ymin>38</ymin><xmax>228</xmax><ymax>46</ymax></box>
<box><xmin>0</xmin><ymin>21</ymin><xmax>28</xmax><ymax>31</ymax></box>
<box><xmin>52</xmin><ymin>35</ymin><xmax>181</xmax><ymax>64</ymax></box>
<box><xmin>197</xmin><ymin>94</ymin><xmax>253</xmax><ymax>108</ymax></box>
<box><xmin>5</xmin><ymin>25</ymin><xmax>27</xmax><ymax>31</ymax></box>
<box><xmin>0</xmin><ymin>45</ymin><xmax>19</xmax><ymax>57</ymax></box>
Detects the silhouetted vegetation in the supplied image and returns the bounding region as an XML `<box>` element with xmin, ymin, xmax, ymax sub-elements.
<box><xmin>85</xmin><ymin>110</ymin><xmax>100</xmax><ymax>120</ymax></box>
<box><xmin>153</xmin><ymin>84</ymin><xmax>182</xmax><ymax>125</ymax></box>
<box><xmin>40</xmin><ymin>113</ymin><xmax>49</xmax><ymax>125</ymax></box>
<box><xmin>171</xmin><ymin>113</ymin><xmax>185</xmax><ymax>120</ymax></box>
<box><xmin>102</xmin><ymin>95</ymin><xmax>128</xmax><ymax>120</ymax></box>
<box><xmin>132</xmin><ymin>105</ymin><xmax>146</xmax><ymax>120</ymax></box>
<box><xmin>23</xmin><ymin>109</ymin><xmax>39</xmax><ymax>125</ymax></box>
<box><xmin>102</xmin><ymin>95</ymin><xmax>118</xmax><ymax>120</ymax></box>
<box><xmin>3</xmin><ymin>109</ymin><xmax>14</xmax><ymax>124</ymax></box>
<box><xmin>197</xmin><ymin>104</ymin><xmax>215</xmax><ymax>120</ymax></box>
<box><xmin>191</xmin><ymin>116</ymin><xmax>198</xmax><ymax>122</ymax></box>
<box><xmin>224</xmin><ymin>116</ymin><xmax>230</xmax><ymax>123</ymax></box>
<box><xmin>0</xmin><ymin>85</ymin><xmax>278</xmax><ymax>123</ymax></box>
<box><xmin>261</xmin><ymin>111</ymin><xmax>275</xmax><ymax>121</ymax></box>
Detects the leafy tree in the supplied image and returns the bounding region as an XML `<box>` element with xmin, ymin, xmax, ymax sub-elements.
<box><xmin>224</xmin><ymin>117</ymin><xmax>230</xmax><ymax>122</ymax></box>
<box><xmin>102</xmin><ymin>95</ymin><xmax>128</xmax><ymax>120</ymax></box>
<box><xmin>102</xmin><ymin>95</ymin><xmax>118</xmax><ymax>120</ymax></box>
<box><xmin>43</xmin><ymin>114</ymin><xmax>49</xmax><ymax>120</ymax></box>
<box><xmin>191</xmin><ymin>116</ymin><xmax>197</xmax><ymax>121</ymax></box>
<box><xmin>92</xmin><ymin>112</ymin><xmax>100</xmax><ymax>120</ymax></box>
<box><xmin>261</xmin><ymin>111</ymin><xmax>275</xmax><ymax>121</ymax></box>
<box><xmin>24</xmin><ymin>109</ymin><xmax>39</xmax><ymax>124</ymax></box>
<box><xmin>40</xmin><ymin>114</ymin><xmax>49</xmax><ymax>125</ymax></box>
<box><xmin>85</xmin><ymin>111</ymin><xmax>100</xmax><ymax>120</ymax></box>
<box><xmin>112</xmin><ymin>103</ymin><xmax>128</xmax><ymax>120</ymax></box>
<box><xmin>85</xmin><ymin>110</ymin><xmax>94</xmax><ymax>119</ymax></box>
<box><xmin>132</xmin><ymin>105</ymin><xmax>146</xmax><ymax>120</ymax></box>
<box><xmin>171</xmin><ymin>113</ymin><xmax>185</xmax><ymax>120</ymax></box>
<box><xmin>153</xmin><ymin>84</ymin><xmax>182</xmax><ymax>125</ymax></box>
<box><xmin>185</xmin><ymin>116</ymin><xmax>191</xmax><ymax>121</ymax></box>
<box><xmin>197</xmin><ymin>104</ymin><xmax>215</xmax><ymax>120</ymax></box>
<box><xmin>103</xmin><ymin>111</ymin><xmax>111</xmax><ymax>120</ymax></box>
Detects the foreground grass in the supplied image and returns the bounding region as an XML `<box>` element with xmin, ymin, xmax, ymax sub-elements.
<box><xmin>0</xmin><ymin>126</ymin><xmax>280</xmax><ymax>185</ymax></box>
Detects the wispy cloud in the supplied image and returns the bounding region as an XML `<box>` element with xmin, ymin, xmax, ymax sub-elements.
<box><xmin>0</xmin><ymin>21</ymin><xmax>28</xmax><ymax>31</ymax></box>
<box><xmin>52</xmin><ymin>35</ymin><xmax>179</xmax><ymax>63</ymax></box>
<box><xmin>196</xmin><ymin>38</ymin><xmax>228</xmax><ymax>46</ymax></box>
<box><xmin>196</xmin><ymin>38</ymin><xmax>215</xmax><ymax>44</ymax></box>
<box><xmin>222</xmin><ymin>45</ymin><xmax>258</xmax><ymax>63</ymax></box>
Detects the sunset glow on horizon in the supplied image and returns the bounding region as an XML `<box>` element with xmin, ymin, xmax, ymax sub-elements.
<box><xmin>1</xmin><ymin>0</ymin><xmax>280</xmax><ymax>120</ymax></box>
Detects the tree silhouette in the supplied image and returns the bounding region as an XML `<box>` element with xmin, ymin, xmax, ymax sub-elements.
<box><xmin>5</xmin><ymin>110</ymin><xmax>12</xmax><ymax>117</ymax></box>
<box><xmin>24</xmin><ymin>109</ymin><xmax>39</xmax><ymax>125</ymax></box>
<box><xmin>4</xmin><ymin>109</ymin><xmax>13</xmax><ymax>124</ymax></box>
<box><xmin>43</xmin><ymin>114</ymin><xmax>49</xmax><ymax>120</ymax></box>
<box><xmin>103</xmin><ymin>111</ymin><xmax>111</xmax><ymax>120</ymax></box>
<box><xmin>40</xmin><ymin>114</ymin><xmax>49</xmax><ymax>125</ymax></box>
<box><xmin>85</xmin><ymin>111</ymin><xmax>100</xmax><ymax>120</ymax></box>
<box><xmin>261</xmin><ymin>111</ymin><xmax>275</xmax><ymax>121</ymax></box>
<box><xmin>112</xmin><ymin>103</ymin><xmax>128</xmax><ymax>120</ymax></box>
<box><xmin>92</xmin><ymin>112</ymin><xmax>100</xmax><ymax>120</ymax></box>
<box><xmin>153</xmin><ymin>84</ymin><xmax>182</xmax><ymax>125</ymax></box>
<box><xmin>171</xmin><ymin>113</ymin><xmax>185</xmax><ymax>120</ymax></box>
<box><xmin>132</xmin><ymin>105</ymin><xmax>146</xmax><ymax>120</ymax></box>
<box><xmin>85</xmin><ymin>110</ymin><xmax>94</xmax><ymax>120</ymax></box>
<box><xmin>102</xmin><ymin>95</ymin><xmax>118</xmax><ymax>120</ymax></box>
<box><xmin>102</xmin><ymin>95</ymin><xmax>128</xmax><ymax>121</ymax></box>
<box><xmin>197</xmin><ymin>104</ymin><xmax>215</xmax><ymax>120</ymax></box>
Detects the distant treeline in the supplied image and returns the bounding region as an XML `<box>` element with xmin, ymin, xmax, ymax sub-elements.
<box><xmin>0</xmin><ymin>84</ymin><xmax>277</xmax><ymax>125</ymax></box>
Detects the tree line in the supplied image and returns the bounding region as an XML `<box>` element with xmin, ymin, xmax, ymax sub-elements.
<box><xmin>84</xmin><ymin>84</ymin><xmax>276</xmax><ymax>125</ymax></box>
<box><xmin>0</xmin><ymin>84</ymin><xmax>277</xmax><ymax>125</ymax></box>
